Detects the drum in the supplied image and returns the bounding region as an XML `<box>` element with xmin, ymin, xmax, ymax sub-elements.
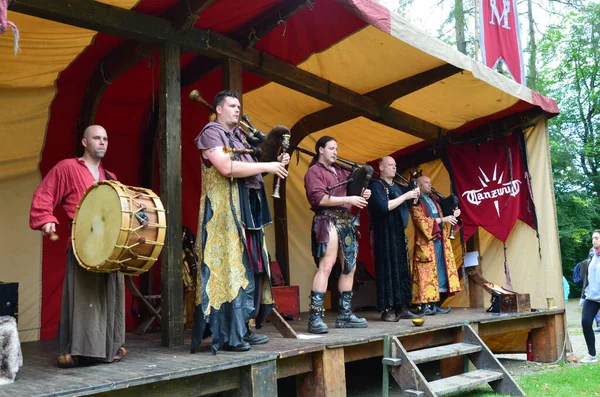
<box><xmin>71</xmin><ymin>180</ymin><xmax>166</xmax><ymax>276</ymax></box>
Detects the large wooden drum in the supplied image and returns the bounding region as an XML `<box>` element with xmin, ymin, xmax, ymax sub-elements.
<box><xmin>71</xmin><ymin>181</ymin><xmax>166</xmax><ymax>276</ymax></box>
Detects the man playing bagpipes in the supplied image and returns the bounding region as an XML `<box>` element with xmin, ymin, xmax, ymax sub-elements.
<box><xmin>303</xmin><ymin>136</ymin><xmax>372</xmax><ymax>334</ymax></box>
<box><xmin>410</xmin><ymin>175</ymin><xmax>462</xmax><ymax>315</ymax></box>
<box><xmin>191</xmin><ymin>90</ymin><xmax>290</xmax><ymax>354</ymax></box>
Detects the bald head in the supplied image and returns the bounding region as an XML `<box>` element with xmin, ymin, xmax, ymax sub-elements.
<box><xmin>378</xmin><ymin>156</ymin><xmax>396</xmax><ymax>180</ymax></box>
<box><xmin>81</xmin><ymin>125</ymin><xmax>108</xmax><ymax>161</ymax></box>
<box><xmin>416</xmin><ymin>176</ymin><xmax>432</xmax><ymax>195</ymax></box>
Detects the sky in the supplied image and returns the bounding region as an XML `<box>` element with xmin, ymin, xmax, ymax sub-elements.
<box><xmin>374</xmin><ymin>0</ymin><xmax>567</xmax><ymax>63</ymax></box>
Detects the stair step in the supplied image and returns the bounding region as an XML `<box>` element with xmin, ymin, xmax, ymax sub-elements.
<box><xmin>428</xmin><ymin>369</ymin><xmax>504</xmax><ymax>395</ymax></box>
<box><xmin>407</xmin><ymin>342</ymin><xmax>482</xmax><ymax>364</ymax></box>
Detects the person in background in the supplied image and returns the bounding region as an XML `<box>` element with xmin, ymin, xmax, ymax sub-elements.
<box><xmin>579</xmin><ymin>229</ymin><xmax>600</xmax><ymax>363</ymax></box>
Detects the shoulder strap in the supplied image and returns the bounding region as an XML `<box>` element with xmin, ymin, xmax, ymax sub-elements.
<box><xmin>104</xmin><ymin>169</ymin><xmax>114</xmax><ymax>181</ymax></box>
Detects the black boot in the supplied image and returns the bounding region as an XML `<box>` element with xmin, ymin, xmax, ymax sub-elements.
<box><xmin>381</xmin><ymin>309</ymin><xmax>400</xmax><ymax>322</ymax></box>
<box><xmin>432</xmin><ymin>303</ymin><xmax>451</xmax><ymax>314</ymax></box>
<box><xmin>336</xmin><ymin>291</ymin><xmax>368</xmax><ymax>328</ymax></box>
<box><xmin>308</xmin><ymin>291</ymin><xmax>328</xmax><ymax>334</ymax></box>
<box><xmin>243</xmin><ymin>323</ymin><xmax>270</xmax><ymax>345</ymax></box>
<box><xmin>396</xmin><ymin>305</ymin><xmax>422</xmax><ymax>320</ymax></box>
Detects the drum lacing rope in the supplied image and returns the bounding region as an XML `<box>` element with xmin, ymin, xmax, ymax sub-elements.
<box><xmin>0</xmin><ymin>0</ymin><xmax>19</xmax><ymax>55</ymax></box>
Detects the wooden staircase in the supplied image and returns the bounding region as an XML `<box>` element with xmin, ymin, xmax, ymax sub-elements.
<box><xmin>382</xmin><ymin>324</ymin><xmax>525</xmax><ymax>396</ymax></box>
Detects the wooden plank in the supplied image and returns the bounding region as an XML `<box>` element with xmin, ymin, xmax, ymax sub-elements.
<box><xmin>239</xmin><ymin>0</ymin><xmax>310</xmax><ymax>48</ymax></box>
<box><xmin>297</xmin><ymin>348</ymin><xmax>346</xmax><ymax>397</ymax></box>
<box><xmin>222</xmin><ymin>57</ymin><xmax>243</xmax><ymax>94</ymax></box>
<box><xmin>226</xmin><ymin>360</ymin><xmax>277</xmax><ymax>397</ymax></box>
<box><xmin>277</xmin><ymin>354</ymin><xmax>313</xmax><ymax>379</ymax></box>
<box><xmin>159</xmin><ymin>41</ymin><xmax>184</xmax><ymax>347</ymax></box>
<box><xmin>267</xmin><ymin>308</ymin><xmax>299</xmax><ymax>339</ymax></box>
<box><xmin>344</xmin><ymin>340</ymin><xmax>384</xmax><ymax>362</ymax></box>
<box><xmin>531</xmin><ymin>312</ymin><xmax>565</xmax><ymax>363</ymax></box>
<box><xmin>428</xmin><ymin>369</ymin><xmax>503</xmax><ymax>395</ymax></box>
<box><xmin>398</xmin><ymin>329</ymin><xmax>456</xmax><ymax>351</ymax></box>
<box><xmin>9</xmin><ymin>0</ymin><xmax>205</xmax><ymax>45</ymax></box>
<box><xmin>162</xmin><ymin>0</ymin><xmax>217</xmax><ymax>31</ymax></box>
<box><xmin>407</xmin><ymin>343</ymin><xmax>481</xmax><ymax>365</ymax></box>
<box><xmin>462</xmin><ymin>325</ymin><xmax>526</xmax><ymax>396</ymax></box>
<box><xmin>478</xmin><ymin>316</ymin><xmax>546</xmax><ymax>337</ymax></box>
<box><xmin>94</xmin><ymin>368</ymin><xmax>241</xmax><ymax>397</ymax></box>
<box><xmin>389</xmin><ymin>336</ymin><xmax>436</xmax><ymax>397</ymax></box>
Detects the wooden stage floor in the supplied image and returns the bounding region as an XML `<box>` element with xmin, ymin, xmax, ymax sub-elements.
<box><xmin>0</xmin><ymin>307</ymin><xmax>564</xmax><ymax>397</ymax></box>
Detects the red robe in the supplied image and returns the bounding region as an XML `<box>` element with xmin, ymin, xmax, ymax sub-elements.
<box><xmin>410</xmin><ymin>198</ymin><xmax>461</xmax><ymax>304</ymax></box>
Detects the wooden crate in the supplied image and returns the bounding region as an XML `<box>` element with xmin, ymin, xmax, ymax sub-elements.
<box><xmin>499</xmin><ymin>293</ymin><xmax>531</xmax><ymax>313</ymax></box>
<box><xmin>272</xmin><ymin>286</ymin><xmax>300</xmax><ymax>320</ymax></box>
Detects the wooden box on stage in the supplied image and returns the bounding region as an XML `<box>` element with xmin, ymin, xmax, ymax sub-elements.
<box><xmin>272</xmin><ymin>286</ymin><xmax>300</xmax><ymax>320</ymax></box>
<box><xmin>498</xmin><ymin>293</ymin><xmax>531</xmax><ymax>313</ymax></box>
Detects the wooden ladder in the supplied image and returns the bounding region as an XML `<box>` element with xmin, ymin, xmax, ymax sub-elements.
<box><xmin>382</xmin><ymin>324</ymin><xmax>525</xmax><ymax>397</ymax></box>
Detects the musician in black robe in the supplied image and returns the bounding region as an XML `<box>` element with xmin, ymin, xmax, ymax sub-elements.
<box><xmin>368</xmin><ymin>156</ymin><xmax>421</xmax><ymax>321</ymax></box>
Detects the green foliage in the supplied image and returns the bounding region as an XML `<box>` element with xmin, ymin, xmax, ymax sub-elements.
<box><xmin>445</xmin><ymin>362</ymin><xmax>600</xmax><ymax>396</ymax></box>
<box><xmin>538</xmin><ymin>2</ymin><xmax>600</xmax><ymax>296</ymax></box>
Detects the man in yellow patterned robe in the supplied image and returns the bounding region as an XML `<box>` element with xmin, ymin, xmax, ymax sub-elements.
<box><xmin>190</xmin><ymin>90</ymin><xmax>289</xmax><ymax>354</ymax></box>
<box><xmin>410</xmin><ymin>176</ymin><xmax>461</xmax><ymax>315</ymax></box>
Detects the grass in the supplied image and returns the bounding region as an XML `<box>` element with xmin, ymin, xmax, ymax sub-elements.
<box><xmin>445</xmin><ymin>363</ymin><xmax>600</xmax><ymax>396</ymax></box>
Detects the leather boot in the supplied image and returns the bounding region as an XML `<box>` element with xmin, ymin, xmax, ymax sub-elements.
<box><xmin>381</xmin><ymin>309</ymin><xmax>400</xmax><ymax>322</ymax></box>
<box><xmin>336</xmin><ymin>291</ymin><xmax>368</xmax><ymax>328</ymax></box>
<box><xmin>308</xmin><ymin>291</ymin><xmax>328</xmax><ymax>334</ymax></box>
<box><xmin>396</xmin><ymin>305</ymin><xmax>421</xmax><ymax>320</ymax></box>
<box><xmin>432</xmin><ymin>303</ymin><xmax>451</xmax><ymax>314</ymax></box>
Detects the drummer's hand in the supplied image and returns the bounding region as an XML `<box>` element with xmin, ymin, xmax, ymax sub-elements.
<box><xmin>267</xmin><ymin>162</ymin><xmax>288</xmax><ymax>179</ymax></box>
<box><xmin>347</xmin><ymin>196</ymin><xmax>368</xmax><ymax>209</ymax></box>
<box><xmin>361</xmin><ymin>188</ymin><xmax>371</xmax><ymax>200</ymax></box>
<box><xmin>41</xmin><ymin>222</ymin><xmax>56</xmax><ymax>235</ymax></box>
<box><xmin>453</xmin><ymin>208</ymin><xmax>461</xmax><ymax>217</ymax></box>
<box><xmin>277</xmin><ymin>153</ymin><xmax>290</xmax><ymax>166</ymax></box>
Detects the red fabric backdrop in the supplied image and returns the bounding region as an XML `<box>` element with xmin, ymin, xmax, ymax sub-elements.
<box><xmin>38</xmin><ymin>0</ymin><xmax>366</xmax><ymax>339</ymax></box>
<box><xmin>446</xmin><ymin>135</ymin><xmax>535</xmax><ymax>242</ymax></box>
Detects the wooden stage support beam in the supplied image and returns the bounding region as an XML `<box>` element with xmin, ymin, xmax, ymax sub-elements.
<box><xmin>225</xmin><ymin>360</ymin><xmax>278</xmax><ymax>397</ymax></box>
<box><xmin>158</xmin><ymin>42</ymin><xmax>184</xmax><ymax>347</ymax></box>
<box><xmin>531</xmin><ymin>312</ymin><xmax>566</xmax><ymax>363</ymax></box>
<box><xmin>297</xmin><ymin>348</ymin><xmax>347</xmax><ymax>397</ymax></box>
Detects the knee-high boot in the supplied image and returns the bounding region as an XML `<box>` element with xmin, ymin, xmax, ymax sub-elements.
<box><xmin>336</xmin><ymin>291</ymin><xmax>368</xmax><ymax>328</ymax></box>
<box><xmin>308</xmin><ymin>291</ymin><xmax>328</xmax><ymax>334</ymax></box>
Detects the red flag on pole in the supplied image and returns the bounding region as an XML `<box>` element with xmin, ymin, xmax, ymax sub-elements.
<box><xmin>479</xmin><ymin>0</ymin><xmax>524</xmax><ymax>84</ymax></box>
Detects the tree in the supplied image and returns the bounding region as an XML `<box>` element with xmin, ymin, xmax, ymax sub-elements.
<box><xmin>538</xmin><ymin>2</ymin><xmax>600</xmax><ymax>295</ymax></box>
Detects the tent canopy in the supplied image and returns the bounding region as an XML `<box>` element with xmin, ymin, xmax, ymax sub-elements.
<box><xmin>0</xmin><ymin>0</ymin><xmax>561</xmax><ymax>342</ymax></box>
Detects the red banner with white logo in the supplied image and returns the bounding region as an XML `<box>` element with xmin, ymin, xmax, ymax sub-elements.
<box><xmin>446</xmin><ymin>135</ymin><xmax>534</xmax><ymax>242</ymax></box>
<box><xmin>479</xmin><ymin>0</ymin><xmax>524</xmax><ymax>84</ymax></box>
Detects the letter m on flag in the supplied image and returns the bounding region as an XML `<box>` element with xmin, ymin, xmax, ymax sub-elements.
<box><xmin>479</xmin><ymin>0</ymin><xmax>524</xmax><ymax>84</ymax></box>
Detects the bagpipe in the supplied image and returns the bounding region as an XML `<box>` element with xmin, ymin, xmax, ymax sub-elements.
<box><xmin>188</xmin><ymin>90</ymin><xmax>291</xmax><ymax>198</ymax></box>
<box><xmin>294</xmin><ymin>146</ymin><xmax>459</xmax><ymax>237</ymax></box>
<box><xmin>293</xmin><ymin>146</ymin><xmax>374</xmax><ymax>227</ymax></box>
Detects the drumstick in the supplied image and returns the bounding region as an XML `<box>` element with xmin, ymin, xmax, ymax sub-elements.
<box><xmin>49</xmin><ymin>232</ymin><xmax>59</xmax><ymax>242</ymax></box>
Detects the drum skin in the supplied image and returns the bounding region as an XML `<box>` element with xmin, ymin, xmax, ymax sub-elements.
<box><xmin>71</xmin><ymin>181</ymin><xmax>166</xmax><ymax>276</ymax></box>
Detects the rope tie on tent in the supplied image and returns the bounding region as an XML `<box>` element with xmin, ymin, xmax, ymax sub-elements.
<box><xmin>503</xmin><ymin>243</ymin><xmax>513</xmax><ymax>290</ymax></box>
<box><xmin>248</xmin><ymin>29</ymin><xmax>258</xmax><ymax>47</ymax></box>
<box><xmin>0</xmin><ymin>0</ymin><xmax>19</xmax><ymax>55</ymax></box>
<box><xmin>100</xmin><ymin>63</ymin><xmax>112</xmax><ymax>85</ymax></box>
<box><xmin>277</xmin><ymin>13</ymin><xmax>287</xmax><ymax>36</ymax></box>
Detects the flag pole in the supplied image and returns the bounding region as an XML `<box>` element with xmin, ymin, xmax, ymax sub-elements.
<box><xmin>474</xmin><ymin>0</ymin><xmax>480</xmax><ymax>62</ymax></box>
